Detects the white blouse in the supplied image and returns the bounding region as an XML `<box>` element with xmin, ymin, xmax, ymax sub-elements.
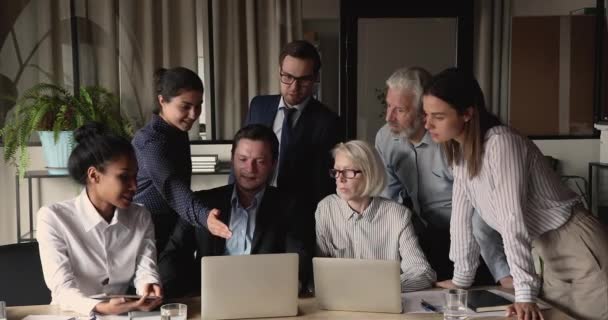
<box><xmin>37</xmin><ymin>189</ymin><xmax>160</xmax><ymax>315</ymax></box>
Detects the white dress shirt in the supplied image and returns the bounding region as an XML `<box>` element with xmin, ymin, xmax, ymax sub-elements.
<box><xmin>316</xmin><ymin>195</ymin><xmax>437</xmax><ymax>292</ymax></box>
<box><xmin>450</xmin><ymin>126</ymin><xmax>579</xmax><ymax>302</ymax></box>
<box><xmin>37</xmin><ymin>189</ymin><xmax>160</xmax><ymax>315</ymax></box>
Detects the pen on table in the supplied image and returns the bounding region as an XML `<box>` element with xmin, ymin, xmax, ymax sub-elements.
<box><xmin>420</xmin><ymin>299</ymin><xmax>439</xmax><ymax>313</ymax></box>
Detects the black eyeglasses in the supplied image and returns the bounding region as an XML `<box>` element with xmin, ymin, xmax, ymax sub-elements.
<box><xmin>329</xmin><ymin>169</ymin><xmax>362</xmax><ymax>179</ymax></box>
<box><xmin>280</xmin><ymin>71</ymin><xmax>316</xmax><ymax>86</ymax></box>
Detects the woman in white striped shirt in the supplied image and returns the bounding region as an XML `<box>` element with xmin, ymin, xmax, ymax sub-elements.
<box><xmin>315</xmin><ymin>140</ymin><xmax>436</xmax><ymax>292</ymax></box>
<box><xmin>424</xmin><ymin>67</ymin><xmax>608</xmax><ymax>320</ymax></box>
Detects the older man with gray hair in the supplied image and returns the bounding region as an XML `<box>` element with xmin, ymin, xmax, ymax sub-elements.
<box><xmin>375</xmin><ymin>67</ymin><xmax>512</xmax><ymax>287</ymax></box>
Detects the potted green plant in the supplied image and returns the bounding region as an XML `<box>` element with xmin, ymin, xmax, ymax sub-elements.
<box><xmin>0</xmin><ymin>83</ymin><xmax>132</xmax><ymax>177</ymax></box>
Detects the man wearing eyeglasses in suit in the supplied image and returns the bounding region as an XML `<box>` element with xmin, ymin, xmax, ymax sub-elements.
<box><xmin>227</xmin><ymin>40</ymin><xmax>341</xmax><ymax>290</ymax></box>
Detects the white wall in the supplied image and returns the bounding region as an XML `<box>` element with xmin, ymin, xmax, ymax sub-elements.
<box><xmin>0</xmin><ymin>144</ymin><xmax>232</xmax><ymax>245</ymax></box>
<box><xmin>0</xmin><ymin>147</ymin><xmax>79</xmax><ymax>246</ymax></box>
<box><xmin>533</xmin><ymin>139</ymin><xmax>605</xmax><ymax>211</ymax></box>
<box><xmin>533</xmin><ymin>139</ymin><xmax>599</xmax><ymax>178</ymax></box>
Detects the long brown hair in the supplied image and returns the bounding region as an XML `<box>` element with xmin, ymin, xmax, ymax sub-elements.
<box><xmin>424</xmin><ymin>68</ymin><xmax>501</xmax><ymax>179</ymax></box>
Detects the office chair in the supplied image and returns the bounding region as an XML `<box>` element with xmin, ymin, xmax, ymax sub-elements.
<box><xmin>0</xmin><ymin>242</ymin><xmax>51</xmax><ymax>306</ymax></box>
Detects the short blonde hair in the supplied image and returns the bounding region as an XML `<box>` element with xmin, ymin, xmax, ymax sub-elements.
<box><xmin>332</xmin><ymin>140</ymin><xmax>386</xmax><ymax>198</ymax></box>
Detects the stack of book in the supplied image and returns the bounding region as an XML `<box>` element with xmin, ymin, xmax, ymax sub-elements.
<box><xmin>191</xmin><ymin>154</ymin><xmax>218</xmax><ymax>173</ymax></box>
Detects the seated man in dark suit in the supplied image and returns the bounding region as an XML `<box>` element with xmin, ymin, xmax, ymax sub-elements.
<box><xmin>158</xmin><ymin>124</ymin><xmax>305</xmax><ymax>298</ymax></box>
<box><xmin>244</xmin><ymin>40</ymin><xmax>341</xmax><ymax>288</ymax></box>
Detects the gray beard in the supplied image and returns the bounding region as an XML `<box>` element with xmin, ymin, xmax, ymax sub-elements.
<box><xmin>393</xmin><ymin>118</ymin><xmax>423</xmax><ymax>140</ymax></box>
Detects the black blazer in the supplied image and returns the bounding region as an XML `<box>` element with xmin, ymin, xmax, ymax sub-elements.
<box><xmin>158</xmin><ymin>184</ymin><xmax>305</xmax><ymax>298</ymax></box>
<box><xmin>246</xmin><ymin>95</ymin><xmax>341</xmax><ymax>242</ymax></box>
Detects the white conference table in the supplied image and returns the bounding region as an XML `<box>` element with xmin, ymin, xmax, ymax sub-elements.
<box><xmin>7</xmin><ymin>288</ymin><xmax>574</xmax><ymax>320</ymax></box>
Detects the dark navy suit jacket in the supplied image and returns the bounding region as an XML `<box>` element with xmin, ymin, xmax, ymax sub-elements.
<box><xmin>246</xmin><ymin>95</ymin><xmax>340</xmax><ymax>204</ymax></box>
<box><xmin>245</xmin><ymin>95</ymin><xmax>341</xmax><ymax>285</ymax></box>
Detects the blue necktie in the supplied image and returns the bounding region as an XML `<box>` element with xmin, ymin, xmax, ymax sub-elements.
<box><xmin>279</xmin><ymin>107</ymin><xmax>296</xmax><ymax>170</ymax></box>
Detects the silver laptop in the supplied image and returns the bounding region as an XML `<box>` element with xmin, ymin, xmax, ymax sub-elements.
<box><xmin>313</xmin><ymin>257</ymin><xmax>402</xmax><ymax>313</ymax></box>
<box><xmin>201</xmin><ymin>253</ymin><xmax>299</xmax><ymax>319</ymax></box>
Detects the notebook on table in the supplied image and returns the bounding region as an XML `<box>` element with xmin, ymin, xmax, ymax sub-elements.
<box><xmin>313</xmin><ymin>257</ymin><xmax>403</xmax><ymax>314</ymax></box>
<box><xmin>467</xmin><ymin>289</ymin><xmax>513</xmax><ymax>312</ymax></box>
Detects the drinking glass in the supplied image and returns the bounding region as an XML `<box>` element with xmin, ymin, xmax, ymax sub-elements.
<box><xmin>160</xmin><ymin>303</ymin><xmax>187</xmax><ymax>320</ymax></box>
<box><xmin>444</xmin><ymin>289</ymin><xmax>468</xmax><ymax>320</ymax></box>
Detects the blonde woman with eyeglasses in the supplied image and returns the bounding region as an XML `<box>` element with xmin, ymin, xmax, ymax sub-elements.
<box><xmin>315</xmin><ymin>140</ymin><xmax>436</xmax><ymax>292</ymax></box>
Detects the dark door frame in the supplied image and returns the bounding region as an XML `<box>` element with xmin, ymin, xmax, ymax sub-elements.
<box><xmin>594</xmin><ymin>0</ymin><xmax>607</xmax><ymax>123</ymax></box>
<box><xmin>339</xmin><ymin>0</ymin><xmax>474</xmax><ymax>139</ymax></box>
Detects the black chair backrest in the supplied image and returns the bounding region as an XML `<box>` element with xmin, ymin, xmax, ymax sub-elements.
<box><xmin>0</xmin><ymin>242</ymin><xmax>51</xmax><ymax>306</ymax></box>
